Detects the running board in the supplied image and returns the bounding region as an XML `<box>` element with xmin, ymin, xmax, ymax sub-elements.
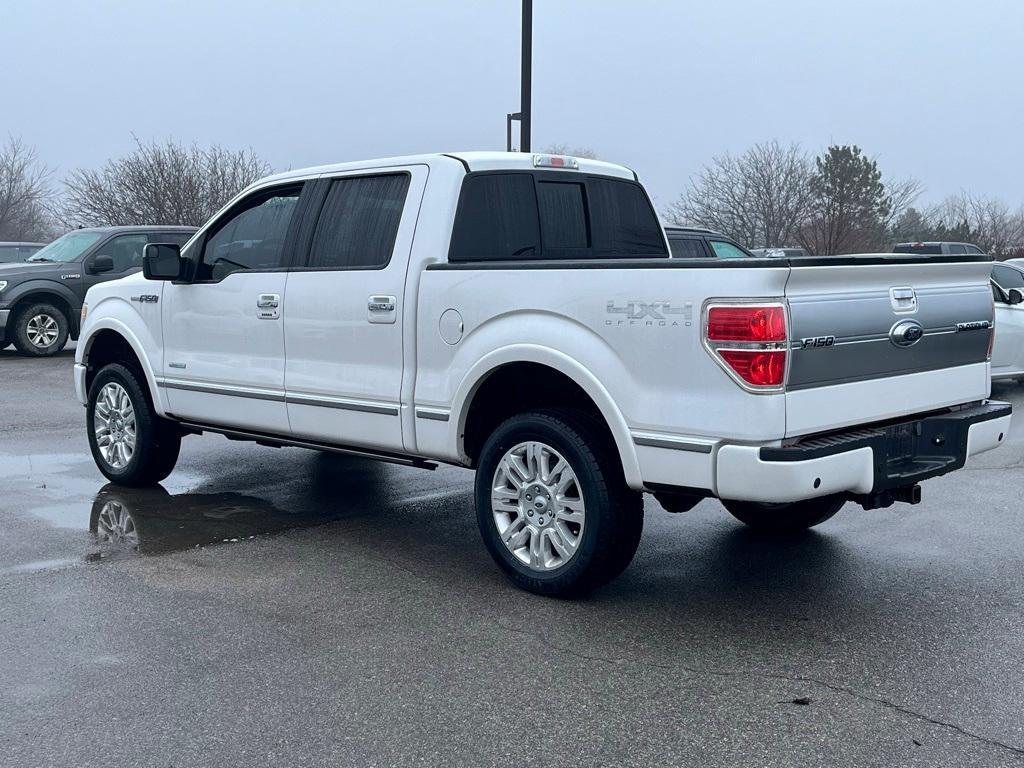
<box><xmin>174</xmin><ymin>420</ymin><xmax>437</xmax><ymax>470</ymax></box>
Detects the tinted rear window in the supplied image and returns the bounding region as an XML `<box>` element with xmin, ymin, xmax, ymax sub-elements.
<box><xmin>893</xmin><ymin>244</ymin><xmax>942</xmax><ymax>255</ymax></box>
<box><xmin>586</xmin><ymin>177</ymin><xmax>665</xmax><ymax>256</ymax></box>
<box><xmin>667</xmin><ymin>237</ymin><xmax>707</xmax><ymax>259</ymax></box>
<box><xmin>449</xmin><ymin>174</ymin><xmax>540</xmax><ymax>261</ymax></box>
<box><xmin>449</xmin><ymin>172</ymin><xmax>666</xmax><ymax>262</ymax></box>
<box><xmin>537</xmin><ymin>181</ymin><xmax>588</xmax><ymax>253</ymax></box>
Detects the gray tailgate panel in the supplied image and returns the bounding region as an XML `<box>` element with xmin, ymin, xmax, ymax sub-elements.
<box><xmin>787</xmin><ymin>286</ymin><xmax>992</xmax><ymax>390</ymax></box>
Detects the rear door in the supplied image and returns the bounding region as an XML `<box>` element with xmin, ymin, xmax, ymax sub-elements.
<box><xmin>991</xmin><ymin>264</ymin><xmax>1024</xmax><ymax>377</ymax></box>
<box><xmin>283</xmin><ymin>166</ymin><xmax>424</xmax><ymax>452</ymax></box>
<box><xmin>783</xmin><ymin>258</ymin><xmax>995</xmax><ymax>436</ymax></box>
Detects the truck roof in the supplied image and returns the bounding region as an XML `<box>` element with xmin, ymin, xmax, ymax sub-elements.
<box><xmin>66</xmin><ymin>225</ymin><xmax>198</xmax><ymax>234</ymax></box>
<box><xmin>256</xmin><ymin>151</ymin><xmax>637</xmax><ymax>188</ymax></box>
<box><xmin>894</xmin><ymin>241</ymin><xmax>976</xmax><ymax>247</ymax></box>
<box><xmin>664</xmin><ymin>226</ymin><xmax>720</xmax><ymax>236</ymax></box>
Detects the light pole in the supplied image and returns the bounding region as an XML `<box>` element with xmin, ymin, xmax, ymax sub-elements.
<box><xmin>506</xmin><ymin>0</ymin><xmax>532</xmax><ymax>152</ymax></box>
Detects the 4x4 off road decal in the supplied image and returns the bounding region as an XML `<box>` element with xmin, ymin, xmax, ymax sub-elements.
<box><xmin>606</xmin><ymin>300</ymin><xmax>693</xmax><ymax>327</ymax></box>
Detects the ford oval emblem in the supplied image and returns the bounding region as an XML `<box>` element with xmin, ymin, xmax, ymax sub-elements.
<box><xmin>890</xmin><ymin>319</ymin><xmax>925</xmax><ymax>347</ymax></box>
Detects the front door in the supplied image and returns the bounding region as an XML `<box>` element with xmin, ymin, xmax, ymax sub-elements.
<box><xmin>284</xmin><ymin>168</ymin><xmax>424</xmax><ymax>452</ymax></box>
<box><xmin>82</xmin><ymin>232</ymin><xmax>149</xmax><ymax>292</ymax></box>
<box><xmin>160</xmin><ymin>183</ymin><xmax>306</xmax><ymax>434</ymax></box>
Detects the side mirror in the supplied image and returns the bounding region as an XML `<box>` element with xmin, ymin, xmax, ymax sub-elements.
<box><xmin>143</xmin><ymin>243</ymin><xmax>184</xmax><ymax>281</ymax></box>
<box><xmin>89</xmin><ymin>254</ymin><xmax>114</xmax><ymax>274</ymax></box>
<box><xmin>1009</xmin><ymin>288</ymin><xmax>1024</xmax><ymax>306</ymax></box>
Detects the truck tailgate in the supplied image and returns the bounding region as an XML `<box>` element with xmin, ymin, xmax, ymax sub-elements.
<box><xmin>783</xmin><ymin>258</ymin><xmax>994</xmax><ymax>437</ymax></box>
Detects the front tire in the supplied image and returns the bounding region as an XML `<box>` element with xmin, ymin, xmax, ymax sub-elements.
<box><xmin>12</xmin><ymin>302</ymin><xmax>69</xmax><ymax>356</ymax></box>
<box><xmin>87</xmin><ymin>363</ymin><xmax>181</xmax><ymax>486</ymax></box>
<box><xmin>721</xmin><ymin>495</ymin><xmax>845</xmax><ymax>533</ymax></box>
<box><xmin>475</xmin><ymin>410</ymin><xmax>643</xmax><ymax>597</ymax></box>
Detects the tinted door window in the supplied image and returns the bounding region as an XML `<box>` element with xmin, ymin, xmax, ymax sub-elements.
<box><xmin>308</xmin><ymin>174</ymin><xmax>411</xmax><ymax>269</ymax></box>
<box><xmin>587</xmin><ymin>177</ymin><xmax>665</xmax><ymax>257</ymax></box>
<box><xmin>0</xmin><ymin>246</ymin><xmax>21</xmax><ymax>262</ymax></box>
<box><xmin>950</xmin><ymin>244</ymin><xmax>967</xmax><ymax>254</ymax></box>
<box><xmin>993</xmin><ymin>265</ymin><xmax>1024</xmax><ymax>289</ymax></box>
<box><xmin>197</xmin><ymin>185</ymin><xmax>302</xmax><ymax>280</ymax></box>
<box><xmin>99</xmin><ymin>234</ymin><xmax>149</xmax><ymax>273</ymax></box>
<box><xmin>537</xmin><ymin>181</ymin><xmax>588</xmax><ymax>253</ymax></box>
<box><xmin>449</xmin><ymin>174</ymin><xmax>540</xmax><ymax>261</ymax></box>
<box><xmin>708</xmin><ymin>240</ymin><xmax>750</xmax><ymax>259</ymax></box>
<box><xmin>967</xmin><ymin>245</ymin><xmax>985</xmax><ymax>255</ymax></box>
<box><xmin>156</xmin><ymin>232</ymin><xmax>195</xmax><ymax>248</ymax></box>
<box><xmin>668</xmin><ymin>237</ymin><xmax>708</xmax><ymax>259</ymax></box>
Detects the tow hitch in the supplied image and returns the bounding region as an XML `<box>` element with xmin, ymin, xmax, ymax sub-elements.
<box><xmin>854</xmin><ymin>483</ymin><xmax>922</xmax><ymax>510</ymax></box>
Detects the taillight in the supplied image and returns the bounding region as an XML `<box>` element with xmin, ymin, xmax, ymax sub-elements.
<box><xmin>707</xmin><ymin>306</ymin><xmax>786</xmax><ymax>342</ymax></box>
<box><xmin>704</xmin><ymin>302</ymin><xmax>789</xmax><ymax>390</ymax></box>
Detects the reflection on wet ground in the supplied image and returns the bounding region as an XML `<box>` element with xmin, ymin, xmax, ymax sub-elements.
<box><xmin>2</xmin><ymin>447</ymin><xmax>470</xmax><ymax>566</ymax></box>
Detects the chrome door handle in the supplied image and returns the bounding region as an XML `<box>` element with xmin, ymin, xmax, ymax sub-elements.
<box><xmin>257</xmin><ymin>293</ymin><xmax>281</xmax><ymax>319</ymax></box>
<box><xmin>368</xmin><ymin>295</ymin><xmax>397</xmax><ymax>324</ymax></box>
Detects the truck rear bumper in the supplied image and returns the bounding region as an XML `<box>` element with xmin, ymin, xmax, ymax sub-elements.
<box><xmin>715</xmin><ymin>401</ymin><xmax>1012</xmax><ymax>504</ymax></box>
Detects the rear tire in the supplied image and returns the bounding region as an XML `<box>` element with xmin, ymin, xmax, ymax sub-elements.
<box><xmin>12</xmin><ymin>302</ymin><xmax>69</xmax><ymax>356</ymax></box>
<box><xmin>475</xmin><ymin>409</ymin><xmax>643</xmax><ymax>597</ymax></box>
<box><xmin>87</xmin><ymin>363</ymin><xmax>181</xmax><ymax>486</ymax></box>
<box><xmin>721</xmin><ymin>495</ymin><xmax>845</xmax><ymax>533</ymax></box>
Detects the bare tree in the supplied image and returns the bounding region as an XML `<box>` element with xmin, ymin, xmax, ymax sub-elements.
<box><xmin>0</xmin><ymin>136</ymin><xmax>55</xmax><ymax>241</ymax></box>
<box><xmin>665</xmin><ymin>141</ymin><xmax>814</xmax><ymax>248</ymax></box>
<box><xmin>542</xmin><ymin>144</ymin><xmax>599</xmax><ymax>160</ymax></box>
<box><xmin>62</xmin><ymin>137</ymin><xmax>272</xmax><ymax>227</ymax></box>
<box><xmin>925</xmin><ymin>192</ymin><xmax>1024</xmax><ymax>257</ymax></box>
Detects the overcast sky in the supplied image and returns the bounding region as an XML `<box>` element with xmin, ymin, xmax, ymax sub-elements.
<box><xmin>2</xmin><ymin>0</ymin><xmax>1022</xmax><ymax>212</ymax></box>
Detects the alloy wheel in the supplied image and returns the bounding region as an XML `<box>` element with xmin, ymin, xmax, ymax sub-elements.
<box><xmin>491</xmin><ymin>441</ymin><xmax>586</xmax><ymax>571</ymax></box>
<box><xmin>93</xmin><ymin>382</ymin><xmax>137</xmax><ymax>469</ymax></box>
<box><xmin>26</xmin><ymin>313</ymin><xmax>59</xmax><ymax>348</ymax></box>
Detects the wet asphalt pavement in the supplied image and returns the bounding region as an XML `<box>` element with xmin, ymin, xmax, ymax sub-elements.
<box><xmin>1</xmin><ymin>345</ymin><xmax>1023</xmax><ymax>767</ymax></box>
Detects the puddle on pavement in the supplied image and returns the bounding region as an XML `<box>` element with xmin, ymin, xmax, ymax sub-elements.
<box><xmin>85</xmin><ymin>483</ymin><xmax>355</xmax><ymax>557</ymax></box>
<box><xmin>1</xmin><ymin>449</ymin><xmax>469</xmax><ymax>566</ymax></box>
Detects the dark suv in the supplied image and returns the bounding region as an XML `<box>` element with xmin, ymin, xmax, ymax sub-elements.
<box><xmin>0</xmin><ymin>226</ymin><xmax>196</xmax><ymax>356</ymax></box>
<box><xmin>664</xmin><ymin>226</ymin><xmax>755</xmax><ymax>259</ymax></box>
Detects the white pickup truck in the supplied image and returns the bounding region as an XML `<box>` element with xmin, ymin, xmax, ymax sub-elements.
<box><xmin>75</xmin><ymin>152</ymin><xmax>1012</xmax><ymax>596</ymax></box>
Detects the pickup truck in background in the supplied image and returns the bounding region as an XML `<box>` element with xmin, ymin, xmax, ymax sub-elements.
<box><xmin>74</xmin><ymin>152</ymin><xmax>1012</xmax><ymax>596</ymax></box>
<box><xmin>0</xmin><ymin>226</ymin><xmax>196</xmax><ymax>356</ymax></box>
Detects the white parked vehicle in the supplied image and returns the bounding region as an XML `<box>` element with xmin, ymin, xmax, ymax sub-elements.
<box><xmin>75</xmin><ymin>152</ymin><xmax>1012</xmax><ymax>596</ymax></box>
<box><xmin>991</xmin><ymin>261</ymin><xmax>1024</xmax><ymax>380</ymax></box>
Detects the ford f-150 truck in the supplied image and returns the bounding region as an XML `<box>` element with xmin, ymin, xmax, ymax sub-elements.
<box><xmin>74</xmin><ymin>152</ymin><xmax>1012</xmax><ymax>596</ymax></box>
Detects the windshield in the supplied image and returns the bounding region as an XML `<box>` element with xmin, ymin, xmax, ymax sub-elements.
<box><xmin>27</xmin><ymin>231</ymin><xmax>104</xmax><ymax>263</ymax></box>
